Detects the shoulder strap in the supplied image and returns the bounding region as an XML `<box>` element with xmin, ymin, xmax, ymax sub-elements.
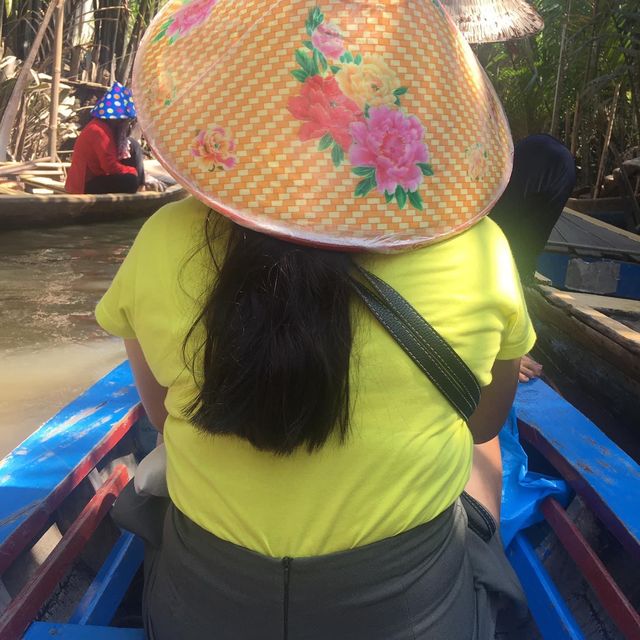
<box><xmin>350</xmin><ymin>266</ymin><xmax>481</xmax><ymax>423</ymax></box>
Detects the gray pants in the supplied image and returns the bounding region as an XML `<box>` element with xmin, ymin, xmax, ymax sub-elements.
<box><xmin>139</xmin><ymin>498</ymin><xmax>528</xmax><ymax>639</ymax></box>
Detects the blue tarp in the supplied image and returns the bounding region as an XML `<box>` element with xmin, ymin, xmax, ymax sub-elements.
<box><xmin>500</xmin><ymin>407</ymin><xmax>571</xmax><ymax>547</ymax></box>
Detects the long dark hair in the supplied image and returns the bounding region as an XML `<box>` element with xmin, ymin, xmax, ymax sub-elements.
<box><xmin>184</xmin><ymin>214</ymin><xmax>355</xmax><ymax>455</ymax></box>
<box><xmin>106</xmin><ymin>119</ymin><xmax>131</xmax><ymax>159</ymax></box>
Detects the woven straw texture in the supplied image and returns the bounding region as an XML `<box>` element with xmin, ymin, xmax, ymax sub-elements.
<box><xmin>442</xmin><ymin>0</ymin><xmax>544</xmax><ymax>43</ymax></box>
<box><xmin>133</xmin><ymin>0</ymin><xmax>513</xmax><ymax>251</ymax></box>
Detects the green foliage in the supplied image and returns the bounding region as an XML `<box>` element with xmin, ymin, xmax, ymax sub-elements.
<box><xmin>477</xmin><ymin>0</ymin><xmax>639</xmax><ymax>188</ymax></box>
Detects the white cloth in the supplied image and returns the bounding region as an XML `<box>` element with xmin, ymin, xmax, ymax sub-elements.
<box><xmin>134</xmin><ymin>443</ymin><xmax>169</xmax><ymax>497</ymax></box>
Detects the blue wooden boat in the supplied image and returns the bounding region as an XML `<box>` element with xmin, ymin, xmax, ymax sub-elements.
<box><xmin>0</xmin><ymin>362</ymin><xmax>638</xmax><ymax>639</ymax></box>
<box><xmin>529</xmin><ymin>207</ymin><xmax>640</xmax><ymax>436</ymax></box>
<box><xmin>538</xmin><ymin>207</ymin><xmax>640</xmax><ymax>302</ymax></box>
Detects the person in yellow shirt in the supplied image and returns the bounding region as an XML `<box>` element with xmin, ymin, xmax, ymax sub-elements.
<box><xmin>97</xmin><ymin>1</ymin><xmax>535</xmax><ymax>637</ymax></box>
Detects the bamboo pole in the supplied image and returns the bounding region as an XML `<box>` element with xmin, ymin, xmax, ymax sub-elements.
<box><xmin>0</xmin><ymin>0</ymin><xmax>58</xmax><ymax>162</ymax></box>
<box><xmin>48</xmin><ymin>0</ymin><xmax>65</xmax><ymax>160</ymax></box>
<box><xmin>570</xmin><ymin>93</ymin><xmax>580</xmax><ymax>156</ymax></box>
<box><xmin>550</xmin><ymin>0</ymin><xmax>573</xmax><ymax>136</ymax></box>
<box><xmin>550</xmin><ymin>23</ymin><xmax>567</xmax><ymax>136</ymax></box>
<box><xmin>593</xmin><ymin>83</ymin><xmax>621</xmax><ymax>199</ymax></box>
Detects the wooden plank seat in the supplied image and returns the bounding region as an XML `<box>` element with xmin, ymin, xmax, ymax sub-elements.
<box><xmin>23</xmin><ymin>623</ymin><xmax>144</xmax><ymax>639</ymax></box>
<box><xmin>21</xmin><ymin>176</ymin><xmax>67</xmax><ymax>194</ymax></box>
<box><xmin>509</xmin><ymin>378</ymin><xmax>640</xmax><ymax>639</ymax></box>
<box><xmin>0</xmin><ymin>362</ymin><xmax>144</xmax><ymax>639</ymax></box>
<box><xmin>68</xmin><ymin>532</ymin><xmax>144</xmax><ymax>627</ymax></box>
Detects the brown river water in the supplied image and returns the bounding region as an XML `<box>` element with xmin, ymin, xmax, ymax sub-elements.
<box><xmin>0</xmin><ymin>220</ymin><xmax>143</xmax><ymax>456</ymax></box>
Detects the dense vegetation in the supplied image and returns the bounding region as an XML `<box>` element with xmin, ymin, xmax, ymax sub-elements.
<box><xmin>478</xmin><ymin>0</ymin><xmax>639</xmax><ymax>192</ymax></box>
<box><xmin>0</xmin><ymin>0</ymin><xmax>637</xmax><ymax>192</ymax></box>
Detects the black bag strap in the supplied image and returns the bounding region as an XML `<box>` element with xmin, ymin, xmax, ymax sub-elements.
<box><xmin>350</xmin><ymin>266</ymin><xmax>481</xmax><ymax>422</ymax></box>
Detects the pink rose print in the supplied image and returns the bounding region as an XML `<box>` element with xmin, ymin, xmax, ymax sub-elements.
<box><xmin>311</xmin><ymin>21</ymin><xmax>345</xmax><ymax>59</ymax></box>
<box><xmin>191</xmin><ymin>126</ymin><xmax>237</xmax><ymax>172</ymax></box>
<box><xmin>349</xmin><ymin>106</ymin><xmax>429</xmax><ymax>194</ymax></box>
<box><xmin>154</xmin><ymin>0</ymin><xmax>217</xmax><ymax>43</ymax></box>
<box><xmin>288</xmin><ymin>75</ymin><xmax>362</xmax><ymax>151</ymax></box>
<box><xmin>289</xmin><ymin>5</ymin><xmax>434</xmax><ymax>208</ymax></box>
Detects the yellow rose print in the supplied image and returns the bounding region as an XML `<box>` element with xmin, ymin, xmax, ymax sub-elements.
<box><xmin>336</xmin><ymin>55</ymin><xmax>401</xmax><ymax>110</ymax></box>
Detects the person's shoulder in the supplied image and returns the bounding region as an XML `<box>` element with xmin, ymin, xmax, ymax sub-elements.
<box><xmin>456</xmin><ymin>216</ymin><xmax>509</xmax><ymax>248</ymax></box>
<box><xmin>138</xmin><ymin>196</ymin><xmax>207</xmax><ymax>238</ymax></box>
<box><xmin>83</xmin><ymin>118</ymin><xmax>109</xmax><ymax>136</ymax></box>
<box><xmin>136</xmin><ymin>196</ymin><xmax>230</xmax><ymax>253</ymax></box>
<box><xmin>406</xmin><ymin>216</ymin><xmax>510</xmax><ymax>262</ymax></box>
<box><xmin>362</xmin><ymin>216</ymin><xmax>510</xmax><ymax>281</ymax></box>
<box><xmin>447</xmin><ymin>216</ymin><xmax>514</xmax><ymax>263</ymax></box>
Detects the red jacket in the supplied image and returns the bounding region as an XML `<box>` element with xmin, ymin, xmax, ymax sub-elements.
<box><xmin>65</xmin><ymin>118</ymin><xmax>138</xmax><ymax>194</ymax></box>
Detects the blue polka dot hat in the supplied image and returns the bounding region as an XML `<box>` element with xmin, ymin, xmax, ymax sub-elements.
<box><xmin>90</xmin><ymin>82</ymin><xmax>137</xmax><ymax>120</ymax></box>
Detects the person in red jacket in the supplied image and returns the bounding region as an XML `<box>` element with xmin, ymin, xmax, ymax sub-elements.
<box><xmin>65</xmin><ymin>82</ymin><xmax>145</xmax><ymax>194</ymax></box>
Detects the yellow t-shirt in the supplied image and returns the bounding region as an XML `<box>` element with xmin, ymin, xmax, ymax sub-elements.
<box><xmin>96</xmin><ymin>197</ymin><xmax>535</xmax><ymax>557</ymax></box>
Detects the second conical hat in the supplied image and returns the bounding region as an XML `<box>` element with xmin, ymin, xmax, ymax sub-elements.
<box><xmin>133</xmin><ymin>0</ymin><xmax>513</xmax><ymax>251</ymax></box>
<box><xmin>441</xmin><ymin>0</ymin><xmax>544</xmax><ymax>43</ymax></box>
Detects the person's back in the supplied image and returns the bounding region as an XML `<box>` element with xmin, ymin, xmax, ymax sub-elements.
<box><xmin>97</xmin><ymin>1</ymin><xmax>535</xmax><ymax>637</ymax></box>
<box><xmin>99</xmin><ymin>198</ymin><xmax>532</xmax><ymax>557</ymax></box>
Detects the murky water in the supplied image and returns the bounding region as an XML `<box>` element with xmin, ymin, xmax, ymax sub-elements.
<box><xmin>0</xmin><ymin>220</ymin><xmax>143</xmax><ymax>456</ymax></box>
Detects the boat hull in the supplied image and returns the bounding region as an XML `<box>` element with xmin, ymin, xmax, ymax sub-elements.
<box><xmin>0</xmin><ymin>185</ymin><xmax>186</xmax><ymax>232</ymax></box>
<box><xmin>567</xmin><ymin>196</ymin><xmax>639</xmax><ymax>231</ymax></box>
<box><xmin>526</xmin><ymin>284</ymin><xmax>640</xmax><ymax>453</ymax></box>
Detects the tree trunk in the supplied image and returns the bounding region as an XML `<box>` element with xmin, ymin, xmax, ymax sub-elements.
<box><xmin>594</xmin><ymin>83</ymin><xmax>621</xmax><ymax>198</ymax></box>
<box><xmin>570</xmin><ymin>93</ymin><xmax>580</xmax><ymax>156</ymax></box>
<box><xmin>118</xmin><ymin>0</ymin><xmax>152</xmax><ymax>83</ymax></box>
<box><xmin>0</xmin><ymin>0</ymin><xmax>57</xmax><ymax>162</ymax></box>
<box><xmin>48</xmin><ymin>0</ymin><xmax>64</xmax><ymax>160</ymax></box>
<box><xmin>550</xmin><ymin>23</ymin><xmax>568</xmax><ymax>137</ymax></box>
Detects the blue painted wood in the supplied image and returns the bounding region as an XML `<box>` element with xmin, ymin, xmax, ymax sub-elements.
<box><xmin>514</xmin><ymin>379</ymin><xmax>640</xmax><ymax>560</ymax></box>
<box><xmin>0</xmin><ymin>361</ymin><xmax>139</xmax><ymax>562</ymax></box>
<box><xmin>69</xmin><ymin>532</ymin><xmax>144</xmax><ymax>626</ymax></box>
<box><xmin>23</xmin><ymin>622</ymin><xmax>144</xmax><ymax>639</ymax></box>
<box><xmin>507</xmin><ymin>533</ymin><xmax>585</xmax><ymax>640</ymax></box>
<box><xmin>537</xmin><ymin>251</ymin><xmax>640</xmax><ymax>300</ymax></box>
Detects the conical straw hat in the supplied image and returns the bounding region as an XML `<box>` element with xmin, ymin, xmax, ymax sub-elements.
<box><xmin>441</xmin><ymin>0</ymin><xmax>544</xmax><ymax>43</ymax></box>
<box><xmin>133</xmin><ymin>0</ymin><xmax>513</xmax><ymax>251</ymax></box>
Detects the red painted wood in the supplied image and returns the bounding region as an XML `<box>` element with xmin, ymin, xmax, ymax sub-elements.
<box><xmin>0</xmin><ymin>465</ymin><xmax>130</xmax><ymax>640</ymax></box>
<box><xmin>541</xmin><ymin>497</ymin><xmax>640</xmax><ymax>640</ymax></box>
<box><xmin>0</xmin><ymin>405</ymin><xmax>141</xmax><ymax>575</ymax></box>
<box><xmin>518</xmin><ymin>419</ymin><xmax>640</xmax><ymax>563</ymax></box>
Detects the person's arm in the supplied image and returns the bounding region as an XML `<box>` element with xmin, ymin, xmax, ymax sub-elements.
<box><xmin>124</xmin><ymin>338</ymin><xmax>168</xmax><ymax>432</ymax></box>
<box><xmin>467</xmin><ymin>357</ymin><xmax>520</xmax><ymax>444</ymax></box>
<box><xmin>94</xmin><ymin>127</ymin><xmax>139</xmax><ymax>177</ymax></box>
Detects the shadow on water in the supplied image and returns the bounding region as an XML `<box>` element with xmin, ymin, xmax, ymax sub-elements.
<box><xmin>0</xmin><ymin>219</ymin><xmax>143</xmax><ymax>455</ymax></box>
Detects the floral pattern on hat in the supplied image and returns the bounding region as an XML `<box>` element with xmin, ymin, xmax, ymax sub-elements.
<box><xmin>465</xmin><ymin>143</ymin><xmax>489</xmax><ymax>180</ymax></box>
<box><xmin>288</xmin><ymin>75</ymin><xmax>362</xmax><ymax>152</ymax></box>
<box><xmin>350</xmin><ymin>107</ymin><xmax>431</xmax><ymax>207</ymax></box>
<box><xmin>336</xmin><ymin>56</ymin><xmax>401</xmax><ymax>111</ymax></box>
<box><xmin>287</xmin><ymin>6</ymin><xmax>433</xmax><ymax>211</ymax></box>
<box><xmin>154</xmin><ymin>0</ymin><xmax>218</xmax><ymax>44</ymax></box>
<box><xmin>310</xmin><ymin>21</ymin><xmax>345</xmax><ymax>59</ymax></box>
<box><xmin>191</xmin><ymin>126</ymin><xmax>237</xmax><ymax>172</ymax></box>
